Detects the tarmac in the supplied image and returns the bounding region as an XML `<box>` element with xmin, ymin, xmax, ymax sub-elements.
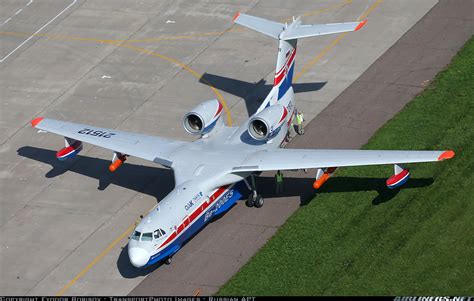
<box><xmin>0</xmin><ymin>0</ymin><xmax>471</xmax><ymax>296</ymax></box>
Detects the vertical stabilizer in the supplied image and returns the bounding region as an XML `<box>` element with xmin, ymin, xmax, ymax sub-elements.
<box><xmin>274</xmin><ymin>38</ymin><xmax>297</xmax><ymax>100</ymax></box>
<box><xmin>233</xmin><ymin>12</ymin><xmax>367</xmax><ymax>105</ymax></box>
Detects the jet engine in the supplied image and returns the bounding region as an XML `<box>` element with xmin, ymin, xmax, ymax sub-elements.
<box><xmin>183</xmin><ymin>99</ymin><xmax>223</xmax><ymax>135</ymax></box>
<box><xmin>248</xmin><ymin>104</ymin><xmax>288</xmax><ymax>140</ymax></box>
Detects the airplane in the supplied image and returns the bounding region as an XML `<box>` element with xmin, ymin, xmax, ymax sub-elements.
<box><xmin>28</xmin><ymin>13</ymin><xmax>454</xmax><ymax>268</ymax></box>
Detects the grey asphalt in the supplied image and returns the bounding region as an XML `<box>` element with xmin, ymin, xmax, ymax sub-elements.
<box><xmin>1</xmin><ymin>0</ymin><xmax>471</xmax><ymax>296</ymax></box>
<box><xmin>130</xmin><ymin>0</ymin><xmax>474</xmax><ymax>296</ymax></box>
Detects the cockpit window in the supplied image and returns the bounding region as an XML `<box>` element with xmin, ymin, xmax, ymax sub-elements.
<box><xmin>131</xmin><ymin>231</ymin><xmax>141</xmax><ymax>241</ymax></box>
<box><xmin>154</xmin><ymin>229</ymin><xmax>167</xmax><ymax>239</ymax></box>
<box><xmin>141</xmin><ymin>232</ymin><xmax>152</xmax><ymax>241</ymax></box>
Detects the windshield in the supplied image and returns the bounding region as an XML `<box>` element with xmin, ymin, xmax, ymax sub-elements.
<box><xmin>131</xmin><ymin>231</ymin><xmax>141</xmax><ymax>241</ymax></box>
<box><xmin>141</xmin><ymin>232</ymin><xmax>153</xmax><ymax>241</ymax></box>
<box><xmin>153</xmin><ymin>229</ymin><xmax>167</xmax><ymax>239</ymax></box>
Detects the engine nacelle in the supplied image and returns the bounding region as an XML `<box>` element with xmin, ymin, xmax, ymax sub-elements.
<box><xmin>248</xmin><ymin>104</ymin><xmax>288</xmax><ymax>141</ymax></box>
<box><xmin>183</xmin><ymin>99</ymin><xmax>223</xmax><ymax>135</ymax></box>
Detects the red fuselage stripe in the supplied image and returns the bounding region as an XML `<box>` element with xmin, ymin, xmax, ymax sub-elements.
<box><xmin>157</xmin><ymin>185</ymin><xmax>229</xmax><ymax>249</ymax></box>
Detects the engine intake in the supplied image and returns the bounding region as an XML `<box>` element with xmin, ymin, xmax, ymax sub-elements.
<box><xmin>183</xmin><ymin>99</ymin><xmax>223</xmax><ymax>135</ymax></box>
<box><xmin>248</xmin><ymin>104</ymin><xmax>288</xmax><ymax>141</ymax></box>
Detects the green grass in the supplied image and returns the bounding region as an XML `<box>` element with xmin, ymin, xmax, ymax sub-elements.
<box><xmin>218</xmin><ymin>37</ymin><xmax>474</xmax><ymax>295</ymax></box>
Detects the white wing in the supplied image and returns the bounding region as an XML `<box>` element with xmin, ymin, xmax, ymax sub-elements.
<box><xmin>31</xmin><ymin>117</ymin><xmax>187</xmax><ymax>167</ymax></box>
<box><xmin>232</xmin><ymin>149</ymin><xmax>455</xmax><ymax>172</ymax></box>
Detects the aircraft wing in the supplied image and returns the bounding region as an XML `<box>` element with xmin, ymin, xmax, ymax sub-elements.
<box><xmin>31</xmin><ymin>117</ymin><xmax>187</xmax><ymax>167</ymax></box>
<box><xmin>232</xmin><ymin>149</ymin><xmax>455</xmax><ymax>172</ymax></box>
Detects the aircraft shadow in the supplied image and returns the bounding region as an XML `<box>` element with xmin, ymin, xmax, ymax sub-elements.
<box><xmin>200</xmin><ymin>72</ymin><xmax>327</xmax><ymax>116</ymax></box>
<box><xmin>17</xmin><ymin>146</ymin><xmax>175</xmax><ymax>201</ymax></box>
<box><xmin>255</xmin><ymin>175</ymin><xmax>434</xmax><ymax>206</ymax></box>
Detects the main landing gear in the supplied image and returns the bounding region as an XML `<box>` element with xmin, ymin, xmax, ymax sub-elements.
<box><xmin>244</xmin><ymin>174</ymin><xmax>264</xmax><ymax>208</ymax></box>
<box><xmin>164</xmin><ymin>256</ymin><xmax>172</xmax><ymax>265</ymax></box>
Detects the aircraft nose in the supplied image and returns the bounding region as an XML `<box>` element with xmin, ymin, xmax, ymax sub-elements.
<box><xmin>128</xmin><ymin>247</ymin><xmax>150</xmax><ymax>268</ymax></box>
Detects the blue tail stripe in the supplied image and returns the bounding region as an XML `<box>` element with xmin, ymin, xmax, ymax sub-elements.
<box><xmin>278</xmin><ymin>63</ymin><xmax>295</xmax><ymax>99</ymax></box>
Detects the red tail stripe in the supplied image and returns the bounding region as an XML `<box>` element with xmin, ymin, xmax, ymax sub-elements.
<box><xmin>275</xmin><ymin>49</ymin><xmax>296</xmax><ymax>77</ymax></box>
<box><xmin>274</xmin><ymin>49</ymin><xmax>296</xmax><ymax>86</ymax></box>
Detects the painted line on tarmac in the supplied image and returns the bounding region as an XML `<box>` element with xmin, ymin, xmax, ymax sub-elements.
<box><xmin>120</xmin><ymin>43</ymin><xmax>233</xmax><ymax>126</ymax></box>
<box><xmin>55</xmin><ymin>222</ymin><xmax>137</xmax><ymax>296</ymax></box>
<box><xmin>294</xmin><ymin>0</ymin><xmax>383</xmax><ymax>82</ymax></box>
<box><xmin>0</xmin><ymin>0</ymin><xmax>351</xmax><ymax>45</ymax></box>
<box><xmin>0</xmin><ymin>0</ymin><xmax>76</xmax><ymax>63</ymax></box>
<box><xmin>0</xmin><ymin>0</ymin><xmax>33</xmax><ymax>26</ymax></box>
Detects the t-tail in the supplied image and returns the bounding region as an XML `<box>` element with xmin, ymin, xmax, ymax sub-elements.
<box><xmin>233</xmin><ymin>13</ymin><xmax>367</xmax><ymax>111</ymax></box>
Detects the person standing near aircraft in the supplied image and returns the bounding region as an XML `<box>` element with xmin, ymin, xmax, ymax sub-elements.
<box><xmin>295</xmin><ymin>110</ymin><xmax>304</xmax><ymax>135</ymax></box>
<box><xmin>275</xmin><ymin>170</ymin><xmax>284</xmax><ymax>194</ymax></box>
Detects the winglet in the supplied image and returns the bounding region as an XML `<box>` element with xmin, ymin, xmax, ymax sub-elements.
<box><xmin>232</xmin><ymin>12</ymin><xmax>241</xmax><ymax>22</ymax></box>
<box><xmin>31</xmin><ymin>117</ymin><xmax>44</xmax><ymax>128</ymax></box>
<box><xmin>355</xmin><ymin>19</ymin><xmax>367</xmax><ymax>31</ymax></box>
<box><xmin>438</xmin><ymin>150</ymin><xmax>455</xmax><ymax>161</ymax></box>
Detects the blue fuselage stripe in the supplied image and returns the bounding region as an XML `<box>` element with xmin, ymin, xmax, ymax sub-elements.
<box><xmin>146</xmin><ymin>183</ymin><xmax>242</xmax><ymax>265</ymax></box>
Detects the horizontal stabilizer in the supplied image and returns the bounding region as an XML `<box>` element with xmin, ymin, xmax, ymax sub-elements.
<box><xmin>233</xmin><ymin>12</ymin><xmax>367</xmax><ymax>40</ymax></box>
<box><xmin>233</xmin><ymin>12</ymin><xmax>284</xmax><ymax>39</ymax></box>
<box><xmin>280</xmin><ymin>20</ymin><xmax>367</xmax><ymax>40</ymax></box>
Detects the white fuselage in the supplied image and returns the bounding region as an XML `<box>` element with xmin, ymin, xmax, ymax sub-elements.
<box><xmin>128</xmin><ymin>87</ymin><xmax>295</xmax><ymax>267</ymax></box>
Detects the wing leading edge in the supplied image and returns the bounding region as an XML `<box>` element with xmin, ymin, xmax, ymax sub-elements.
<box><xmin>232</xmin><ymin>149</ymin><xmax>455</xmax><ymax>172</ymax></box>
<box><xmin>31</xmin><ymin>117</ymin><xmax>187</xmax><ymax>167</ymax></box>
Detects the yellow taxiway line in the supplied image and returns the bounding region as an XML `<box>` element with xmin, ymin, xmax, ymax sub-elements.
<box><xmin>120</xmin><ymin>43</ymin><xmax>233</xmax><ymax>126</ymax></box>
<box><xmin>295</xmin><ymin>0</ymin><xmax>383</xmax><ymax>82</ymax></box>
<box><xmin>55</xmin><ymin>223</ymin><xmax>137</xmax><ymax>296</ymax></box>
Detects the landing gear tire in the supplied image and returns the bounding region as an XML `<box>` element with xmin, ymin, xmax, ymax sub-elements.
<box><xmin>246</xmin><ymin>191</ymin><xmax>256</xmax><ymax>207</ymax></box>
<box><xmin>254</xmin><ymin>195</ymin><xmax>264</xmax><ymax>208</ymax></box>
<box><xmin>164</xmin><ymin>257</ymin><xmax>172</xmax><ymax>265</ymax></box>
